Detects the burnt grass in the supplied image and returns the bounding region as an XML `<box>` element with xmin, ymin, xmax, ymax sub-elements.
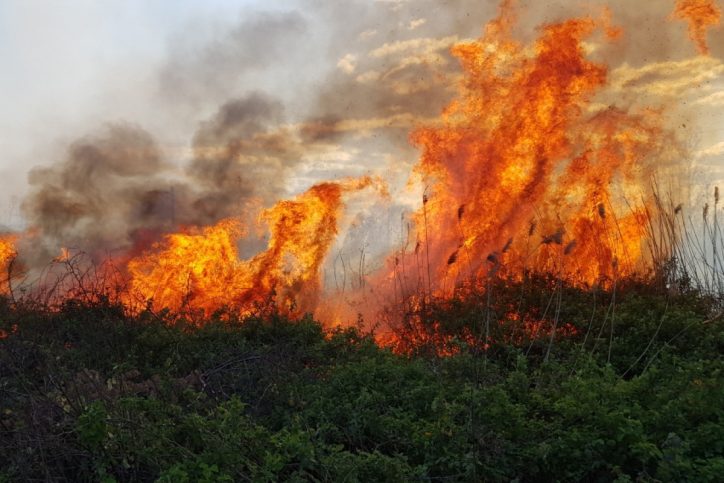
<box><xmin>1</xmin><ymin>278</ymin><xmax>723</xmax><ymax>482</ymax></box>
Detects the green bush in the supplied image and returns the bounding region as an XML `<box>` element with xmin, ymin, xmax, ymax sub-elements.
<box><xmin>0</xmin><ymin>289</ymin><xmax>722</xmax><ymax>481</ymax></box>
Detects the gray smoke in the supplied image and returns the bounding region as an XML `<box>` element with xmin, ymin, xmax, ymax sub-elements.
<box><xmin>15</xmin><ymin>0</ymin><xmax>723</xmax><ymax>271</ymax></box>
<box><xmin>20</xmin><ymin>90</ymin><xmax>315</xmax><ymax>262</ymax></box>
<box><xmin>187</xmin><ymin>92</ymin><xmax>296</xmax><ymax>218</ymax></box>
<box><xmin>22</xmin><ymin>123</ymin><xmax>174</xmax><ymax>261</ymax></box>
<box><xmin>158</xmin><ymin>11</ymin><xmax>307</xmax><ymax>113</ymax></box>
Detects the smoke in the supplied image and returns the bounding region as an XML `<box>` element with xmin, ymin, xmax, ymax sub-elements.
<box><xmin>20</xmin><ymin>90</ymin><xmax>321</xmax><ymax>261</ymax></box>
<box><xmin>187</xmin><ymin>92</ymin><xmax>296</xmax><ymax>217</ymax></box>
<box><xmin>14</xmin><ymin>0</ymin><xmax>466</xmax><ymax>259</ymax></box>
<box><xmin>21</xmin><ymin>124</ymin><xmax>174</xmax><ymax>262</ymax></box>
<box><xmin>9</xmin><ymin>0</ymin><xmax>724</xmax><ymax>293</ymax></box>
<box><xmin>158</xmin><ymin>11</ymin><xmax>307</xmax><ymax>115</ymax></box>
<box><xmin>300</xmin><ymin>0</ymin><xmax>483</xmax><ymax>144</ymax></box>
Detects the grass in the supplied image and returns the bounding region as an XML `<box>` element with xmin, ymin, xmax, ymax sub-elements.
<box><xmin>1</xmin><ymin>271</ymin><xmax>722</xmax><ymax>482</ymax></box>
<box><xmin>0</xmin><ymin>188</ymin><xmax>722</xmax><ymax>481</ymax></box>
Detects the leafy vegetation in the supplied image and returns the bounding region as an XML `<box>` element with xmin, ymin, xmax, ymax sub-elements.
<box><xmin>0</xmin><ymin>284</ymin><xmax>722</xmax><ymax>482</ymax></box>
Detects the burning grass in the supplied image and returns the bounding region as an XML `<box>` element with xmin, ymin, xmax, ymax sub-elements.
<box><xmin>0</xmin><ymin>1</ymin><xmax>718</xmax><ymax>373</ymax></box>
<box><xmin>0</xmin><ymin>0</ymin><xmax>721</xmax><ymax>344</ymax></box>
<box><xmin>0</xmin><ymin>183</ymin><xmax>722</xmax><ymax>357</ymax></box>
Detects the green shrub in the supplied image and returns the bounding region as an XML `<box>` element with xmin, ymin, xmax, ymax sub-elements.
<box><xmin>1</xmin><ymin>290</ymin><xmax>722</xmax><ymax>481</ymax></box>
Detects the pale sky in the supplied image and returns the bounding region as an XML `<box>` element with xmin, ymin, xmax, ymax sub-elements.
<box><xmin>0</xmin><ymin>0</ymin><xmax>312</xmax><ymax>225</ymax></box>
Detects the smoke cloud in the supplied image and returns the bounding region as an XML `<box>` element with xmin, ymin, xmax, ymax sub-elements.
<box><xmin>9</xmin><ymin>0</ymin><xmax>724</xmax><ymax>282</ymax></box>
<box><xmin>22</xmin><ymin>124</ymin><xmax>173</xmax><ymax>261</ymax></box>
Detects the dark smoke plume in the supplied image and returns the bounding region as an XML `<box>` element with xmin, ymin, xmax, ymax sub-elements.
<box><xmin>20</xmin><ymin>91</ymin><xmax>322</xmax><ymax>264</ymax></box>
<box><xmin>186</xmin><ymin>92</ymin><xmax>303</xmax><ymax>220</ymax></box>
<box><xmin>15</xmin><ymin>0</ymin><xmax>723</xmax><ymax>275</ymax></box>
<box><xmin>22</xmin><ymin>124</ymin><xmax>174</xmax><ymax>261</ymax></box>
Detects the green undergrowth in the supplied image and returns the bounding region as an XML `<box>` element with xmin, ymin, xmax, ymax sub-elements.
<box><xmin>0</xmin><ymin>286</ymin><xmax>722</xmax><ymax>482</ymax></box>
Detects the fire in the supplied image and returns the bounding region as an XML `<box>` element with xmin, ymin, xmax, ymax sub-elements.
<box><xmin>125</xmin><ymin>219</ymin><xmax>247</xmax><ymax>315</ymax></box>
<box><xmin>0</xmin><ymin>0</ymin><xmax>708</xmax><ymax>356</ymax></box>
<box><xmin>671</xmin><ymin>0</ymin><xmax>722</xmax><ymax>55</ymax></box>
<box><xmin>125</xmin><ymin>177</ymin><xmax>383</xmax><ymax>317</ymax></box>
<box><xmin>404</xmin><ymin>1</ymin><xmax>665</xmax><ymax>293</ymax></box>
<box><xmin>0</xmin><ymin>235</ymin><xmax>17</xmax><ymax>295</ymax></box>
<box><xmin>54</xmin><ymin>247</ymin><xmax>72</xmax><ymax>263</ymax></box>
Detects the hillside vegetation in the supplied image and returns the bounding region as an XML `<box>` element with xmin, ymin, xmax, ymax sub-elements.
<box><xmin>1</xmin><ymin>281</ymin><xmax>722</xmax><ymax>482</ymax></box>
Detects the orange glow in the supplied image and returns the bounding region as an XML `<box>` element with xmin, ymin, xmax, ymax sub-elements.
<box><xmin>405</xmin><ymin>1</ymin><xmax>664</xmax><ymax>293</ymax></box>
<box><xmin>0</xmin><ymin>1</ymin><xmax>697</xmax><ymax>358</ymax></box>
<box><xmin>0</xmin><ymin>235</ymin><xmax>17</xmax><ymax>295</ymax></box>
<box><xmin>52</xmin><ymin>247</ymin><xmax>73</xmax><ymax>263</ymax></box>
<box><xmin>671</xmin><ymin>0</ymin><xmax>722</xmax><ymax>55</ymax></box>
<box><xmin>124</xmin><ymin>177</ymin><xmax>382</xmax><ymax>317</ymax></box>
<box><xmin>376</xmin><ymin>299</ymin><xmax>581</xmax><ymax>356</ymax></box>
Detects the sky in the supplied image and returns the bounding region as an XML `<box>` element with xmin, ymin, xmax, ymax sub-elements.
<box><xmin>0</xmin><ymin>0</ymin><xmax>314</xmax><ymax>225</ymax></box>
<box><xmin>0</xmin><ymin>0</ymin><xmax>723</xmax><ymax>230</ymax></box>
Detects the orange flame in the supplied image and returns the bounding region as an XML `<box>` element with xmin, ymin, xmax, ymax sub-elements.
<box><xmin>671</xmin><ymin>0</ymin><xmax>722</xmax><ymax>55</ymax></box>
<box><xmin>125</xmin><ymin>177</ymin><xmax>383</xmax><ymax>317</ymax></box>
<box><xmin>0</xmin><ymin>0</ymin><xmax>698</xmax><ymax>355</ymax></box>
<box><xmin>54</xmin><ymin>247</ymin><xmax>72</xmax><ymax>263</ymax></box>
<box><xmin>406</xmin><ymin>1</ymin><xmax>666</xmax><ymax>291</ymax></box>
<box><xmin>0</xmin><ymin>235</ymin><xmax>17</xmax><ymax>295</ymax></box>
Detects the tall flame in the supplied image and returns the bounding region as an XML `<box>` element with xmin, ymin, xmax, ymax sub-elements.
<box><xmin>0</xmin><ymin>0</ymin><xmax>707</xmax><ymax>336</ymax></box>
<box><xmin>125</xmin><ymin>177</ymin><xmax>383</xmax><ymax>316</ymax></box>
<box><xmin>671</xmin><ymin>0</ymin><xmax>722</xmax><ymax>55</ymax></box>
<box><xmin>406</xmin><ymin>1</ymin><xmax>666</xmax><ymax>291</ymax></box>
<box><xmin>0</xmin><ymin>235</ymin><xmax>17</xmax><ymax>295</ymax></box>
